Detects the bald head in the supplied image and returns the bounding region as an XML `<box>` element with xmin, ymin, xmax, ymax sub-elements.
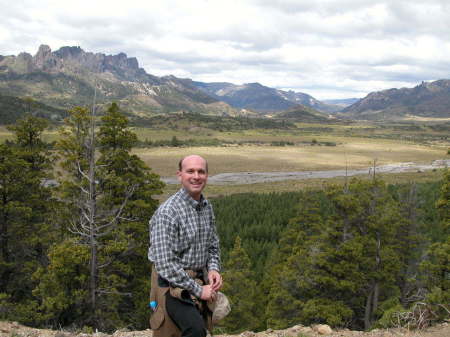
<box><xmin>177</xmin><ymin>155</ymin><xmax>209</xmax><ymax>200</ymax></box>
<box><xmin>178</xmin><ymin>155</ymin><xmax>208</xmax><ymax>173</ymax></box>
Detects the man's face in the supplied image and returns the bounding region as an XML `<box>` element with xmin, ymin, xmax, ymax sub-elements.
<box><xmin>177</xmin><ymin>156</ymin><xmax>208</xmax><ymax>200</ymax></box>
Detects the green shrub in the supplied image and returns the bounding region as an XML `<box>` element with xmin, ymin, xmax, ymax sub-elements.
<box><xmin>301</xmin><ymin>299</ymin><xmax>353</xmax><ymax>327</ymax></box>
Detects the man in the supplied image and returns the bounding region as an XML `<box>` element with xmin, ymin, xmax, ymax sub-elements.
<box><xmin>148</xmin><ymin>155</ymin><xmax>222</xmax><ymax>337</ymax></box>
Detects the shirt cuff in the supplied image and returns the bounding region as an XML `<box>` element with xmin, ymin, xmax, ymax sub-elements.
<box><xmin>192</xmin><ymin>282</ymin><xmax>203</xmax><ymax>298</ymax></box>
<box><xmin>207</xmin><ymin>261</ymin><xmax>220</xmax><ymax>272</ymax></box>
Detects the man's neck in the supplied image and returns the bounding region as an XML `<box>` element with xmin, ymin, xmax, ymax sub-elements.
<box><xmin>190</xmin><ymin>193</ymin><xmax>201</xmax><ymax>201</ymax></box>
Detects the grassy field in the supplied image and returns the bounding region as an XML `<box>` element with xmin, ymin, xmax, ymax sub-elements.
<box><xmin>134</xmin><ymin>139</ymin><xmax>447</xmax><ymax>177</ymax></box>
<box><xmin>130</xmin><ymin>121</ymin><xmax>448</xmax><ymax>197</ymax></box>
<box><xmin>1</xmin><ymin>120</ymin><xmax>448</xmax><ymax>198</ymax></box>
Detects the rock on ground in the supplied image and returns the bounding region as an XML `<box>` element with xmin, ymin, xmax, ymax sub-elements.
<box><xmin>1</xmin><ymin>321</ymin><xmax>450</xmax><ymax>337</ymax></box>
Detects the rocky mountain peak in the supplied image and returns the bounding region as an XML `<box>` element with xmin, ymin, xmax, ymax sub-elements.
<box><xmin>0</xmin><ymin>44</ymin><xmax>232</xmax><ymax>116</ymax></box>
<box><xmin>35</xmin><ymin>44</ymin><xmax>52</xmax><ymax>58</ymax></box>
<box><xmin>33</xmin><ymin>44</ymin><xmax>57</xmax><ymax>70</ymax></box>
<box><xmin>11</xmin><ymin>45</ymin><xmax>148</xmax><ymax>81</ymax></box>
<box><xmin>104</xmin><ymin>52</ymin><xmax>139</xmax><ymax>70</ymax></box>
<box><xmin>53</xmin><ymin>46</ymin><xmax>84</xmax><ymax>59</ymax></box>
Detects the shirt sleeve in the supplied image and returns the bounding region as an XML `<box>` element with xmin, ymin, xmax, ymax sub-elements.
<box><xmin>207</xmin><ymin>208</ymin><xmax>221</xmax><ymax>272</ymax></box>
<box><xmin>150</xmin><ymin>211</ymin><xmax>203</xmax><ymax>298</ymax></box>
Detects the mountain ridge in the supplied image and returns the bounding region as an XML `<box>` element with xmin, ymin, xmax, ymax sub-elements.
<box><xmin>0</xmin><ymin>45</ymin><xmax>236</xmax><ymax>117</ymax></box>
<box><xmin>342</xmin><ymin>80</ymin><xmax>450</xmax><ymax>120</ymax></box>
<box><xmin>2</xmin><ymin>45</ymin><xmax>449</xmax><ymax>122</ymax></box>
<box><xmin>0</xmin><ymin>44</ymin><xmax>334</xmax><ymax>122</ymax></box>
<box><xmin>192</xmin><ymin>80</ymin><xmax>340</xmax><ymax>113</ymax></box>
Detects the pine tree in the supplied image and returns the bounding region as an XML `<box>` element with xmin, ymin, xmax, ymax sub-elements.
<box><xmin>220</xmin><ymin>236</ymin><xmax>260</xmax><ymax>333</ymax></box>
<box><xmin>266</xmin><ymin>179</ymin><xmax>405</xmax><ymax>330</ymax></box>
<box><xmin>395</xmin><ymin>183</ymin><xmax>425</xmax><ymax>307</ymax></box>
<box><xmin>420</xmin><ymin>169</ymin><xmax>450</xmax><ymax>321</ymax></box>
<box><xmin>35</xmin><ymin>103</ymin><xmax>163</xmax><ymax>331</ymax></box>
<box><xmin>327</xmin><ymin>179</ymin><xmax>406</xmax><ymax>329</ymax></box>
<box><xmin>6</xmin><ymin>115</ymin><xmax>51</xmax><ymax>172</ymax></box>
<box><xmin>0</xmin><ymin>115</ymin><xmax>54</xmax><ymax>325</ymax></box>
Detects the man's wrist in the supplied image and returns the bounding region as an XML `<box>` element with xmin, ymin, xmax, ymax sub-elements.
<box><xmin>207</xmin><ymin>263</ymin><xmax>220</xmax><ymax>272</ymax></box>
<box><xmin>193</xmin><ymin>282</ymin><xmax>203</xmax><ymax>298</ymax></box>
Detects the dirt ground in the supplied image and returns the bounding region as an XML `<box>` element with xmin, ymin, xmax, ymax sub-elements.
<box><xmin>1</xmin><ymin>321</ymin><xmax>449</xmax><ymax>337</ymax></box>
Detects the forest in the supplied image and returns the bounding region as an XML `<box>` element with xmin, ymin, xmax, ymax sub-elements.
<box><xmin>0</xmin><ymin>104</ymin><xmax>448</xmax><ymax>334</ymax></box>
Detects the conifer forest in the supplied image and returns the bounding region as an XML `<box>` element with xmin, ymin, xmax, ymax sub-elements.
<box><xmin>0</xmin><ymin>104</ymin><xmax>448</xmax><ymax>334</ymax></box>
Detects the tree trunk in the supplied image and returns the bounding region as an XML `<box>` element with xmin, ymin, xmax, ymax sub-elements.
<box><xmin>372</xmin><ymin>282</ymin><xmax>379</xmax><ymax>322</ymax></box>
<box><xmin>400</xmin><ymin>184</ymin><xmax>418</xmax><ymax>307</ymax></box>
<box><xmin>0</xmin><ymin>202</ymin><xmax>10</xmax><ymax>293</ymax></box>
<box><xmin>90</xmin><ymin>234</ymin><xmax>97</xmax><ymax>317</ymax></box>
<box><xmin>88</xmin><ymin>100</ymin><xmax>98</xmax><ymax>323</ymax></box>
<box><xmin>364</xmin><ymin>286</ymin><xmax>373</xmax><ymax>330</ymax></box>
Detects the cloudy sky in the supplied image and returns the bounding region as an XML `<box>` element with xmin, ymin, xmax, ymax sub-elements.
<box><xmin>1</xmin><ymin>0</ymin><xmax>450</xmax><ymax>99</ymax></box>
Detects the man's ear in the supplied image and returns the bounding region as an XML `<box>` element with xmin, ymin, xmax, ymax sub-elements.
<box><xmin>176</xmin><ymin>170</ymin><xmax>182</xmax><ymax>182</ymax></box>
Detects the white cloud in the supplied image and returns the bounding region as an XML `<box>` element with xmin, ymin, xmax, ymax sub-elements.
<box><xmin>0</xmin><ymin>0</ymin><xmax>450</xmax><ymax>99</ymax></box>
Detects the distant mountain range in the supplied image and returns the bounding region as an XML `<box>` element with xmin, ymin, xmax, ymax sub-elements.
<box><xmin>0</xmin><ymin>45</ymin><xmax>333</xmax><ymax>122</ymax></box>
<box><xmin>341</xmin><ymin>80</ymin><xmax>450</xmax><ymax>120</ymax></box>
<box><xmin>0</xmin><ymin>45</ymin><xmax>235</xmax><ymax>119</ymax></box>
<box><xmin>0</xmin><ymin>45</ymin><xmax>449</xmax><ymax>124</ymax></box>
<box><xmin>192</xmin><ymin>81</ymin><xmax>341</xmax><ymax>114</ymax></box>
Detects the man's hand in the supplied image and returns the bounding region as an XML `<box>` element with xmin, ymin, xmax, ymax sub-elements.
<box><xmin>208</xmin><ymin>270</ymin><xmax>222</xmax><ymax>292</ymax></box>
<box><xmin>200</xmin><ymin>284</ymin><xmax>215</xmax><ymax>301</ymax></box>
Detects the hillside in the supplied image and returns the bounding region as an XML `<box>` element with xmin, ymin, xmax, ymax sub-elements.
<box><xmin>0</xmin><ymin>45</ymin><xmax>236</xmax><ymax>117</ymax></box>
<box><xmin>0</xmin><ymin>94</ymin><xmax>66</xmax><ymax>123</ymax></box>
<box><xmin>192</xmin><ymin>80</ymin><xmax>340</xmax><ymax>113</ymax></box>
<box><xmin>341</xmin><ymin>80</ymin><xmax>450</xmax><ymax>120</ymax></box>
<box><xmin>133</xmin><ymin>111</ymin><xmax>296</xmax><ymax>131</ymax></box>
<box><xmin>1</xmin><ymin>321</ymin><xmax>449</xmax><ymax>337</ymax></box>
<box><xmin>275</xmin><ymin>104</ymin><xmax>332</xmax><ymax>122</ymax></box>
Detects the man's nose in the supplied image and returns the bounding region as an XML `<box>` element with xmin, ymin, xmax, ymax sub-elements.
<box><xmin>193</xmin><ymin>171</ymin><xmax>199</xmax><ymax>178</ymax></box>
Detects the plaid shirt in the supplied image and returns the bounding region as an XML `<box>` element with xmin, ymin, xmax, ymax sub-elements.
<box><xmin>148</xmin><ymin>188</ymin><xmax>221</xmax><ymax>298</ymax></box>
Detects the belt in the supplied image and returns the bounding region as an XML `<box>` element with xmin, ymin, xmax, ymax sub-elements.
<box><xmin>157</xmin><ymin>269</ymin><xmax>204</xmax><ymax>288</ymax></box>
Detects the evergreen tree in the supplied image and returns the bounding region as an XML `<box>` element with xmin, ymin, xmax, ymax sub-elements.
<box><xmin>35</xmin><ymin>103</ymin><xmax>163</xmax><ymax>331</ymax></box>
<box><xmin>394</xmin><ymin>183</ymin><xmax>426</xmax><ymax>307</ymax></box>
<box><xmin>420</xmin><ymin>169</ymin><xmax>450</xmax><ymax>322</ymax></box>
<box><xmin>0</xmin><ymin>115</ymin><xmax>54</xmax><ymax>325</ymax></box>
<box><xmin>220</xmin><ymin>236</ymin><xmax>260</xmax><ymax>333</ymax></box>
<box><xmin>266</xmin><ymin>179</ymin><xmax>405</xmax><ymax>330</ymax></box>
<box><xmin>6</xmin><ymin>115</ymin><xmax>51</xmax><ymax>172</ymax></box>
<box><xmin>96</xmin><ymin>102</ymin><xmax>163</xmax><ymax>329</ymax></box>
<box><xmin>265</xmin><ymin>191</ymin><xmax>331</xmax><ymax>329</ymax></box>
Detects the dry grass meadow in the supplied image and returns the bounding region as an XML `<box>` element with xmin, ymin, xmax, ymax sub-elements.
<box><xmin>134</xmin><ymin>139</ymin><xmax>447</xmax><ymax>177</ymax></box>
<box><xmin>133</xmin><ymin>134</ymin><xmax>448</xmax><ymax>198</ymax></box>
<box><xmin>1</xmin><ymin>122</ymin><xmax>448</xmax><ymax>197</ymax></box>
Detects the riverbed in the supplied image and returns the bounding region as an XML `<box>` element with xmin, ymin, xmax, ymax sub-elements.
<box><xmin>161</xmin><ymin>159</ymin><xmax>450</xmax><ymax>185</ymax></box>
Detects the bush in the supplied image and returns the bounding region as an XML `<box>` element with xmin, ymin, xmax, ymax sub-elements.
<box><xmin>271</xmin><ymin>141</ymin><xmax>294</xmax><ymax>146</ymax></box>
<box><xmin>301</xmin><ymin>299</ymin><xmax>353</xmax><ymax>327</ymax></box>
<box><xmin>375</xmin><ymin>303</ymin><xmax>407</xmax><ymax>328</ymax></box>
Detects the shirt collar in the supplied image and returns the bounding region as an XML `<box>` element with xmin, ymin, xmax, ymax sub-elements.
<box><xmin>179</xmin><ymin>188</ymin><xmax>208</xmax><ymax>210</ymax></box>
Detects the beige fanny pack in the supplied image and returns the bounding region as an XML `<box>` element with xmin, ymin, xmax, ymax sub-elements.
<box><xmin>149</xmin><ymin>267</ymin><xmax>230</xmax><ymax>336</ymax></box>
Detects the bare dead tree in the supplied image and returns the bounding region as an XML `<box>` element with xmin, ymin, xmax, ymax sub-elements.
<box><xmin>66</xmin><ymin>87</ymin><xmax>138</xmax><ymax>324</ymax></box>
